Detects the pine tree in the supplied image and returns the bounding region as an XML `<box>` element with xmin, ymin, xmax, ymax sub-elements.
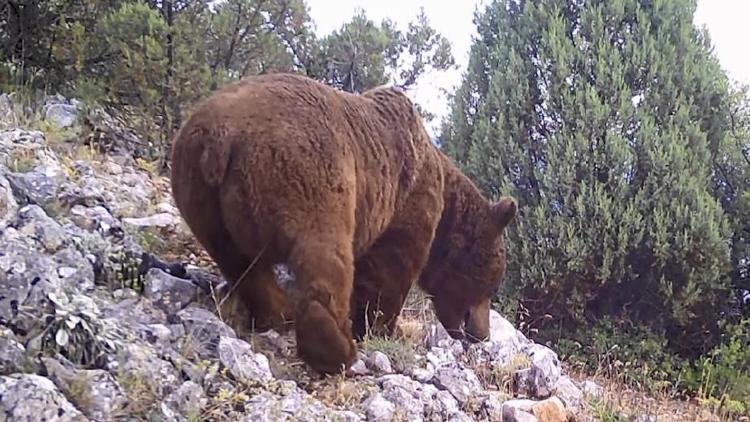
<box><xmin>439</xmin><ymin>0</ymin><xmax>734</xmax><ymax>355</ymax></box>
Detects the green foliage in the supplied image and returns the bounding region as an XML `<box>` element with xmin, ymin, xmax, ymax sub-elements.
<box><xmin>713</xmin><ymin>83</ymin><xmax>750</xmax><ymax>318</ymax></box>
<box><xmin>678</xmin><ymin>318</ymin><xmax>750</xmax><ymax>415</ymax></box>
<box><xmin>361</xmin><ymin>331</ymin><xmax>419</xmax><ymax>373</ymax></box>
<box><xmin>1</xmin><ymin>0</ymin><xmax>455</xmax><ymax>157</ymax></box>
<box><xmin>440</xmin><ymin>0</ymin><xmax>735</xmax><ymax>357</ymax></box>
<box><xmin>25</xmin><ymin>293</ymin><xmax>120</xmax><ymax>369</ymax></box>
<box><xmin>557</xmin><ymin>318</ymin><xmax>682</xmax><ymax>394</ymax></box>
<box><xmin>588</xmin><ymin>398</ymin><xmax>627</xmax><ymax>422</ymax></box>
<box><xmin>316</xmin><ymin>7</ymin><xmax>455</xmax><ymax>97</ymax></box>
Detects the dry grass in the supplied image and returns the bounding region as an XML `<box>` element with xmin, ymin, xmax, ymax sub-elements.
<box><xmin>566</xmin><ymin>366</ymin><xmax>737</xmax><ymax>422</ymax></box>
<box><xmin>113</xmin><ymin>370</ymin><xmax>161</xmax><ymax>420</ymax></box>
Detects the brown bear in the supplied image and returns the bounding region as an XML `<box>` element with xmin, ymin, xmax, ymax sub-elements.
<box><xmin>170</xmin><ymin>73</ymin><xmax>517</xmax><ymax>375</ymax></box>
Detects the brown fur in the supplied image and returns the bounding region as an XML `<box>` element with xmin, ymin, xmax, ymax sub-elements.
<box><xmin>170</xmin><ymin>73</ymin><xmax>517</xmax><ymax>374</ymax></box>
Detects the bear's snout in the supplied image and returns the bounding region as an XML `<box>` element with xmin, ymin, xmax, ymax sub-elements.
<box><xmin>463</xmin><ymin>298</ymin><xmax>491</xmax><ymax>343</ymax></box>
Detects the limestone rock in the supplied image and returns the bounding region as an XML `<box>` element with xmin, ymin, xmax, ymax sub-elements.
<box><xmin>434</xmin><ymin>362</ymin><xmax>482</xmax><ymax>404</ymax></box>
<box><xmin>0</xmin><ymin>327</ymin><xmax>27</xmax><ymax>375</ymax></box>
<box><xmin>143</xmin><ymin>268</ymin><xmax>199</xmax><ymax>315</ymax></box>
<box><xmin>42</xmin><ymin>357</ymin><xmax>127</xmax><ymax>420</ymax></box>
<box><xmin>0</xmin><ymin>373</ymin><xmax>88</xmax><ymax>421</ymax></box>
<box><xmin>554</xmin><ymin>375</ymin><xmax>583</xmax><ymax>409</ymax></box>
<box><xmin>218</xmin><ymin>336</ymin><xmax>273</xmax><ymax>385</ymax></box>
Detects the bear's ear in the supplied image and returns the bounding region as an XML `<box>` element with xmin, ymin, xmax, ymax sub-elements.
<box><xmin>491</xmin><ymin>196</ymin><xmax>517</xmax><ymax>229</ymax></box>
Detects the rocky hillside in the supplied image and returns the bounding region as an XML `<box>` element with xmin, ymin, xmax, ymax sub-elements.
<box><xmin>0</xmin><ymin>94</ymin><xmax>603</xmax><ymax>421</ymax></box>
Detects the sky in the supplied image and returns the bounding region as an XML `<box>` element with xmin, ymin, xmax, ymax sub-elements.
<box><xmin>305</xmin><ymin>0</ymin><xmax>750</xmax><ymax>136</ymax></box>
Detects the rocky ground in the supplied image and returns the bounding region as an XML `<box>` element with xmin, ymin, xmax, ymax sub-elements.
<box><xmin>0</xmin><ymin>94</ymin><xmax>721</xmax><ymax>421</ymax></box>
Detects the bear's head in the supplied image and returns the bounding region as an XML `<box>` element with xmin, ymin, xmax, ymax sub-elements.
<box><xmin>421</xmin><ymin>196</ymin><xmax>517</xmax><ymax>343</ymax></box>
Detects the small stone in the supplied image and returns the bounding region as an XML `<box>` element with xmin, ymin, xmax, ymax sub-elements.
<box><xmin>482</xmin><ymin>391</ymin><xmax>509</xmax><ymax>421</ymax></box>
<box><xmin>531</xmin><ymin>397</ymin><xmax>568</xmax><ymax>422</ymax></box>
<box><xmin>581</xmin><ymin>380</ymin><xmax>604</xmax><ymax>399</ymax></box>
<box><xmin>554</xmin><ymin>375</ymin><xmax>583</xmax><ymax>409</ymax></box>
<box><xmin>367</xmin><ymin>351</ymin><xmax>393</xmax><ymax>374</ymax></box>
<box><xmin>489</xmin><ymin>310</ymin><xmax>529</xmax><ymax>347</ymax></box>
<box><xmin>6</xmin><ymin>168</ymin><xmax>60</xmax><ymax>208</ymax></box>
<box><xmin>435</xmin><ymin>390</ymin><xmax>460</xmax><ymax>415</ymax></box>
<box><xmin>434</xmin><ymin>363</ymin><xmax>482</xmax><ymax>404</ymax></box>
<box><xmin>137</xmin><ymin>323</ymin><xmax>173</xmax><ymax>345</ymax></box>
<box><xmin>513</xmin><ymin>344</ymin><xmax>561</xmax><ymax>399</ymax></box>
<box><xmin>0</xmin><ymin>175</ymin><xmax>19</xmax><ymax>228</ymax></box>
<box><xmin>16</xmin><ymin>204</ymin><xmax>67</xmax><ymax>253</ymax></box>
<box><xmin>44</xmin><ymin>103</ymin><xmax>78</xmax><ymax>128</ymax></box>
<box><xmin>412</xmin><ymin>366</ymin><xmax>434</xmax><ymax>382</ymax></box>
<box><xmin>174</xmin><ymin>306</ymin><xmax>236</xmax><ymax>359</ymax></box>
<box><xmin>122</xmin><ymin>212</ymin><xmax>176</xmax><ymax>228</ymax></box>
<box><xmin>502</xmin><ymin>397</ymin><xmax>568</xmax><ymax>422</ymax></box>
<box><xmin>378</xmin><ymin>373</ymin><xmax>421</xmax><ymax>392</ymax></box>
<box><xmin>332</xmin><ymin>410</ymin><xmax>363</xmax><ymax>422</ymax></box>
<box><xmin>109</xmin><ymin>343</ymin><xmax>179</xmax><ymax>397</ymax></box>
<box><xmin>0</xmin><ymin>327</ymin><xmax>27</xmax><ymax>375</ymax></box>
<box><xmin>448</xmin><ymin>412</ymin><xmax>475</xmax><ymax>422</ymax></box>
<box><xmin>161</xmin><ymin>380</ymin><xmax>206</xmax><ymax>420</ymax></box>
<box><xmin>142</xmin><ymin>268</ymin><xmax>199</xmax><ymax>315</ymax></box>
<box><xmin>380</xmin><ymin>381</ymin><xmax>424</xmax><ymax>419</ymax></box>
<box><xmin>68</xmin><ymin>205</ymin><xmax>120</xmax><ymax>235</ymax></box>
<box><xmin>348</xmin><ymin>358</ymin><xmax>369</xmax><ymax>376</ymax></box>
<box><xmin>112</xmin><ymin>288</ymin><xmax>139</xmax><ymax>300</ymax></box>
<box><xmin>218</xmin><ymin>336</ymin><xmax>273</xmax><ymax>384</ymax></box>
<box><xmin>364</xmin><ymin>392</ymin><xmax>395</xmax><ymax>421</ymax></box>
<box><xmin>426</xmin><ymin>346</ymin><xmax>456</xmax><ymax>368</ymax></box>
<box><xmin>254</xmin><ymin>329</ymin><xmax>291</xmax><ymax>354</ymax></box>
<box><xmin>425</xmin><ymin>322</ymin><xmax>452</xmax><ymax>347</ymax></box>
<box><xmin>503</xmin><ymin>407</ymin><xmax>539</xmax><ymax>422</ymax></box>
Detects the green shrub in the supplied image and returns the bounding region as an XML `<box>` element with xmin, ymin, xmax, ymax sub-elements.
<box><xmin>555</xmin><ymin>317</ymin><xmax>683</xmax><ymax>394</ymax></box>
<box><xmin>677</xmin><ymin>318</ymin><xmax>750</xmax><ymax>417</ymax></box>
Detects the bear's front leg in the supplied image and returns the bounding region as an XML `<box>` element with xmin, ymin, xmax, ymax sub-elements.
<box><xmin>289</xmin><ymin>237</ymin><xmax>357</xmax><ymax>375</ymax></box>
<box><xmin>352</xmin><ymin>190</ymin><xmax>443</xmax><ymax>340</ymax></box>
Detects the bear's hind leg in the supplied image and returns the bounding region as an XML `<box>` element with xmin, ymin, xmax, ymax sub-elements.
<box><xmin>288</xmin><ymin>235</ymin><xmax>357</xmax><ymax>375</ymax></box>
<box><xmin>230</xmin><ymin>260</ymin><xmax>294</xmax><ymax>334</ymax></box>
<box><xmin>177</xmin><ymin>191</ymin><xmax>292</xmax><ymax>334</ymax></box>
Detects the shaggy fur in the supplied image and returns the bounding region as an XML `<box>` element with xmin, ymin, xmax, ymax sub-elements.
<box><xmin>170</xmin><ymin>73</ymin><xmax>517</xmax><ymax>374</ymax></box>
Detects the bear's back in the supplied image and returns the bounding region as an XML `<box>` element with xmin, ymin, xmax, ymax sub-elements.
<box><xmin>174</xmin><ymin>73</ymin><xmax>439</xmax><ymax>254</ymax></box>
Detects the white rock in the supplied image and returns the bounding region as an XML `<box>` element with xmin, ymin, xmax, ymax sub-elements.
<box><xmin>122</xmin><ymin>212</ymin><xmax>176</xmax><ymax>228</ymax></box>
<box><xmin>349</xmin><ymin>358</ymin><xmax>370</xmax><ymax>376</ymax></box>
<box><xmin>412</xmin><ymin>366</ymin><xmax>434</xmax><ymax>382</ymax></box>
<box><xmin>43</xmin><ymin>103</ymin><xmax>78</xmax><ymax>128</ymax></box>
<box><xmin>581</xmin><ymin>380</ymin><xmax>604</xmax><ymax>399</ymax></box>
<box><xmin>503</xmin><ymin>406</ymin><xmax>539</xmax><ymax>422</ymax></box>
<box><xmin>426</xmin><ymin>346</ymin><xmax>455</xmax><ymax>368</ymax></box>
<box><xmin>365</xmin><ymin>392</ymin><xmax>395</xmax><ymax>421</ymax></box>
<box><xmin>218</xmin><ymin>336</ymin><xmax>273</xmax><ymax>384</ymax></box>
<box><xmin>514</xmin><ymin>344</ymin><xmax>562</xmax><ymax>398</ymax></box>
<box><xmin>368</xmin><ymin>351</ymin><xmax>393</xmax><ymax>374</ymax></box>
<box><xmin>0</xmin><ymin>374</ymin><xmax>86</xmax><ymax>421</ymax></box>
<box><xmin>554</xmin><ymin>375</ymin><xmax>583</xmax><ymax>409</ymax></box>
<box><xmin>434</xmin><ymin>363</ymin><xmax>482</xmax><ymax>404</ymax></box>
<box><xmin>0</xmin><ymin>175</ymin><xmax>18</xmax><ymax>228</ymax></box>
<box><xmin>425</xmin><ymin>322</ymin><xmax>451</xmax><ymax>347</ymax></box>
<box><xmin>502</xmin><ymin>397</ymin><xmax>568</xmax><ymax>422</ymax></box>
<box><xmin>489</xmin><ymin>310</ymin><xmax>528</xmax><ymax>347</ymax></box>
<box><xmin>435</xmin><ymin>390</ymin><xmax>461</xmax><ymax>415</ymax></box>
<box><xmin>142</xmin><ymin>268</ymin><xmax>199</xmax><ymax>315</ymax></box>
<box><xmin>43</xmin><ymin>357</ymin><xmax>126</xmax><ymax>421</ymax></box>
<box><xmin>381</xmin><ymin>383</ymin><xmax>424</xmax><ymax>420</ymax></box>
